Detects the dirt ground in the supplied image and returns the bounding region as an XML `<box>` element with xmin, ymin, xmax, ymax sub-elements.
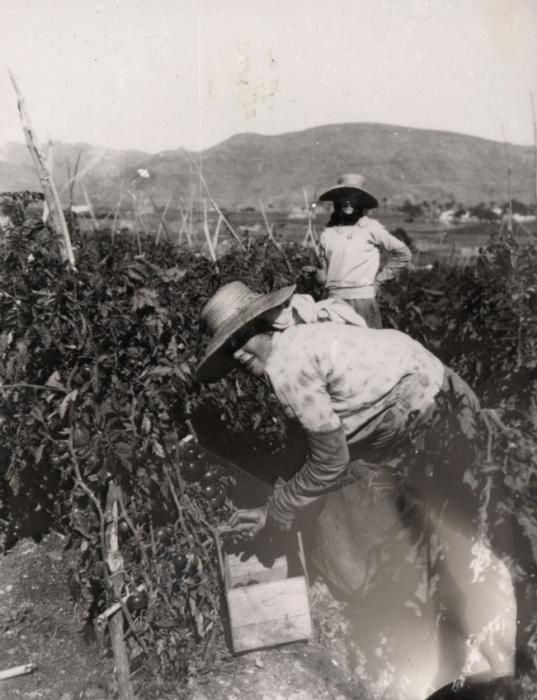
<box><xmin>0</xmin><ymin>533</ymin><xmax>361</xmax><ymax>700</ymax></box>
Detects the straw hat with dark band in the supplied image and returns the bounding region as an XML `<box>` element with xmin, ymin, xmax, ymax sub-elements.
<box><xmin>319</xmin><ymin>173</ymin><xmax>378</xmax><ymax>210</ymax></box>
<box><xmin>197</xmin><ymin>281</ymin><xmax>296</xmax><ymax>382</ymax></box>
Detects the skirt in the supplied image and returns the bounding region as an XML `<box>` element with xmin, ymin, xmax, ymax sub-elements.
<box><xmin>339</xmin><ymin>296</ymin><xmax>383</xmax><ymax>329</ymax></box>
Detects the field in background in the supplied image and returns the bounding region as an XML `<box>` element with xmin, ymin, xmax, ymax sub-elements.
<box><xmin>79</xmin><ymin>207</ymin><xmax>537</xmax><ymax>266</ymax></box>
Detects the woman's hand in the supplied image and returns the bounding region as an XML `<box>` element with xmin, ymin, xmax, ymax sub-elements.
<box><xmin>228</xmin><ymin>505</ymin><xmax>268</xmax><ymax>537</ymax></box>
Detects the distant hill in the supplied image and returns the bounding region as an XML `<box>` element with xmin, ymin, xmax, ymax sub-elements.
<box><xmin>0</xmin><ymin>141</ymin><xmax>149</xmax><ymax>208</ymax></box>
<box><xmin>1</xmin><ymin>123</ymin><xmax>534</xmax><ymax>209</ymax></box>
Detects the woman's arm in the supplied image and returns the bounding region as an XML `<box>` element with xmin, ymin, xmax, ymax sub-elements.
<box><xmin>229</xmin><ymin>426</ymin><xmax>350</xmax><ymax>535</ymax></box>
<box><xmin>371</xmin><ymin>222</ymin><xmax>412</xmax><ymax>284</ymax></box>
<box><xmin>266</xmin><ymin>425</ymin><xmax>350</xmax><ymax>530</ymax></box>
<box><xmin>265</xmin><ymin>363</ymin><xmax>350</xmax><ymax>530</ymax></box>
<box><xmin>315</xmin><ymin>229</ymin><xmax>329</xmax><ymax>285</ymax></box>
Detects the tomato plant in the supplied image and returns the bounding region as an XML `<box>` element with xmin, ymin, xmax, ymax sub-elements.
<box><xmin>126</xmin><ymin>590</ymin><xmax>149</xmax><ymax>613</ymax></box>
<box><xmin>1</xmin><ymin>218</ymin><xmax>536</xmax><ymax>692</ymax></box>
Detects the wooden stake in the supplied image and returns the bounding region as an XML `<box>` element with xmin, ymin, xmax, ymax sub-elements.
<box><xmin>9</xmin><ymin>70</ymin><xmax>75</xmax><ymax>269</ymax></box>
<box><xmin>105</xmin><ymin>483</ymin><xmax>135</xmax><ymax>700</ymax></box>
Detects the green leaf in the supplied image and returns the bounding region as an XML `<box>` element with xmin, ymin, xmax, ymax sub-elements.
<box><xmin>59</xmin><ymin>390</ymin><xmax>78</xmax><ymax>419</ymax></box>
<box><xmin>46</xmin><ymin>371</ymin><xmax>66</xmax><ymax>391</ymax></box>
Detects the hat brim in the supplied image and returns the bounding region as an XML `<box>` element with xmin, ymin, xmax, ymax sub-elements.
<box><xmin>196</xmin><ymin>284</ymin><xmax>296</xmax><ymax>383</ymax></box>
<box><xmin>319</xmin><ymin>185</ymin><xmax>378</xmax><ymax>209</ymax></box>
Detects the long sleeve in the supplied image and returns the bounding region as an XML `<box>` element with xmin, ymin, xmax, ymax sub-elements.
<box><xmin>371</xmin><ymin>223</ymin><xmax>412</xmax><ymax>284</ymax></box>
<box><xmin>315</xmin><ymin>230</ymin><xmax>329</xmax><ymax>285</ymax></box>
<box><xmin>265</xmin><ymin>350</ymin><xmax>350</xmax><ymax>530</ymax></box>
<box><xmin>267</xmin><ymin>426</ymin><xmax>350</xmax><ymax>530</ymax></box>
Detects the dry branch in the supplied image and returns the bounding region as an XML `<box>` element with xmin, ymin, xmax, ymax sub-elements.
<box><xmin>9</xmin><ymin>70</ymin><xmax>75</xmax><ymax>269</ymax></box>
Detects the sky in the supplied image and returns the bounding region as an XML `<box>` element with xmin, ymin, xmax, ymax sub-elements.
<box><xmin>1</xmin><ymin>0</ymin><xmax>536</xmax><ymax>154</ymax></box>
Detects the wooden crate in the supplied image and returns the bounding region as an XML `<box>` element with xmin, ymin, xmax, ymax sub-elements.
<box><xmin>216</xmin><ymin>530</ymin><xmax>312</xmax><ymax>653</ymax></box>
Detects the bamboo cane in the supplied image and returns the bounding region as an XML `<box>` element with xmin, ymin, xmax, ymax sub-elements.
<box><xmin>202</xmin><ymin>198</ymin><xmax>217</xmax><ymax>264</ymax></box>
<box><xmin>531</xmin><ymin>92</ymin><xmax>537</xmax><ymax>212</ymax></box>
<box><xmin>58</xmin><ymin>150</ymin><xmax>105</xmax><ymax>196</ymax></box>
<box><xmin>154</xmin><ymin>192</ymin><xmax>172</xmax><ymax>245</ymax></box>
<box><xmin>187</xmin><ymin>153</ymin><xmax>245</xmax><ymax>250</ymax></box>
<box><xmin>80</xmin><ymin>180</ymin><xmax>99</xmax><ymax>232</ymax></box>
<box><xmin>259</xmin><ymin>200</ymin><xmax>293</xmax><ymax>274</ymax></box>
<box><xmin>0</xmin><ymin>664</ymin><xmax>36</xmax><ymax>681</ymax></box>
<box><xmin>45</xmin><ymin>139</ymin><xmax>54</xmax><ymax>175</ymax></box>
<box><xmin>502</xmin><ymin>124</ymin><xmax>514</xmax><ymax>240</ymax></box>
<box><xmin>212</xmin><ymin>213</ymin><xmax>223</xmax><ymax>251</ymax></box>
<box><xmin>128</xmin><ymin>192</ymin><xmax>144</xmax><ymax>255</ymax></box>
<box><xmin>9</xmin><ymin>70</ymin><xmax>75</xmax><ymax>269</ymax></box>
<box><xmin>68</xmin><ymin>151</ymin><xmax>83</xmax><ymax>211</ymax></box>
<box><xmin>111</xmin><ymin>187</ymin><xmax>124</xmax><ymax>243</ymax></box>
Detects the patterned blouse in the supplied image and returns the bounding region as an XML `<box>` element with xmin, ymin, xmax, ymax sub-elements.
<box><xmin>263</xmin><ymin>323</ymin><xmax>445</xmax><ymax>529</ymax></box>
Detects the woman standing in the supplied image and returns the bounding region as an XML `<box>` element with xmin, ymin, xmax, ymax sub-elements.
<box><xmin>316</xmin><ymin>173</ymin><xmax>411</xmax><ymax>327</ymax></box>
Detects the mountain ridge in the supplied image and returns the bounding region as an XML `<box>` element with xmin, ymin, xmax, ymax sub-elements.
<box><xmin>1</xmin><ymin>122</ymin><xmax>533</xmax><ymax>209</ymax></box>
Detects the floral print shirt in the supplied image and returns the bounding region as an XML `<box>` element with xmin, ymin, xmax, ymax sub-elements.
<box><xmin>265</xmin><ymin>323</ymin><xmax>444</xmax><ymax>440</ymax></box>
<box><xmin>263</xmin><ymin>323</ymin><xmax>445</xmax><ymax>529</ymax></box>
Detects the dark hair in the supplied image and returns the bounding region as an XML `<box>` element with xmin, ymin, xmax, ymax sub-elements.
<box><xmin>326</xmin><ymin>202</ymin><xmax>365</xmax><ymax>227</ymax></box>
<box><xmin>229</xmin><ymin>317</ymin><xmax>273</xmax><ymax>351</ymax></box>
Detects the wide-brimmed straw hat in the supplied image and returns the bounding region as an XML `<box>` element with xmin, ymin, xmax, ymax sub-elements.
<box><xmin>319</xmin><ymin>173</ymin><xmax>378</xmax><ymax>209</ymax></box>
<box><xmin>197</xmin><ymin>281</ymin><xmax>296</xmax><ymax>382</ymax></box>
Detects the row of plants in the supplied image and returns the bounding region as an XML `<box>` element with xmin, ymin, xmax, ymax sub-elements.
<box><xmin>1</xmin><ymin>219</ymin><xmax>536</xmax><ymax>693</ymax></box>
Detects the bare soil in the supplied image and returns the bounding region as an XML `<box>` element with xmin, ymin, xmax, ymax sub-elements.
<box><xmin>0</xmin><ymin>534</ymin><xmax>361</xmax><ymax>700</ymax></box>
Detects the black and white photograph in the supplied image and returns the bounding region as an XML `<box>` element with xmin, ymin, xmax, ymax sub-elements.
<box><xmin>1</xmin><ymin>1</ymin><xmax>537</xmax><ymax>698</ymax></box>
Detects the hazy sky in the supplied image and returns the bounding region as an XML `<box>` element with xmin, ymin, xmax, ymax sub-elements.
<box><xmin>1</xmin><ymin>0</ymin><xmax>536</xmax><ymax>153</ymax></box>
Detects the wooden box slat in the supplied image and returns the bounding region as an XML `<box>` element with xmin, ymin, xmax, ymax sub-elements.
<box><xmin>216</xmin><ymin>530</ymin><xmax>312</xmax><ymax>653</ymax></box>
<box><xmin>227</xmin><ymin>577</ymin><xmax>312</xmax><ymax>653</ymax></box>
<box><xmin>225</xmin><ymin>551</ymin><xmax>288</xmax><ymax>587</ymax></box>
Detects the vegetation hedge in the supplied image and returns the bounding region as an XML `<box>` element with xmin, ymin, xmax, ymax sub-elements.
<box><xmin>1</xmin><ymin>220</ymin><xmax>537</xmax><ymax>692</ymax></box>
